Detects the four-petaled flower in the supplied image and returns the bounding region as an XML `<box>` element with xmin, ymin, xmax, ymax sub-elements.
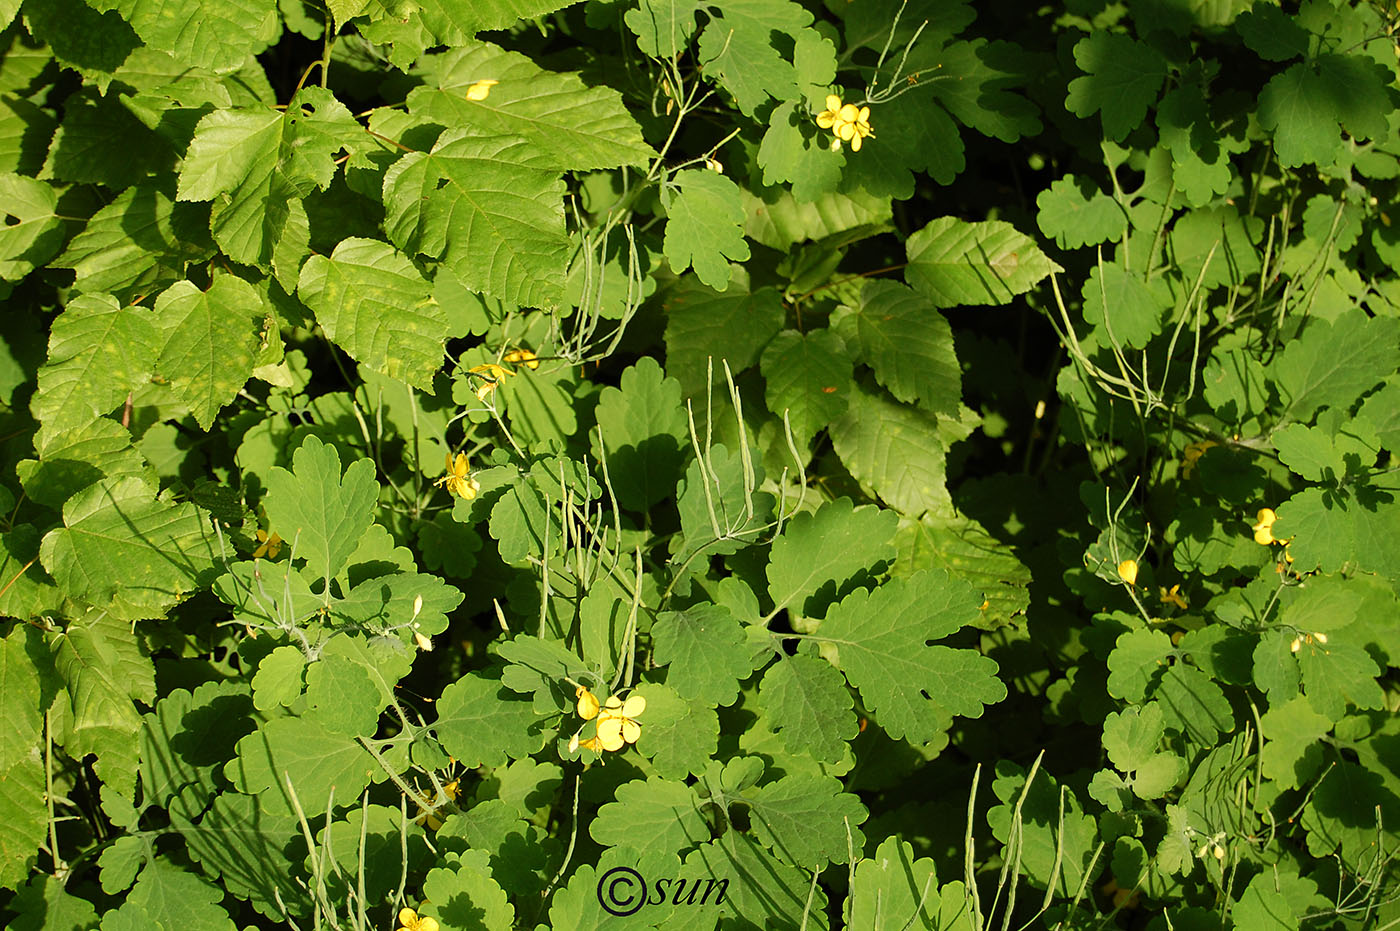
<box><xmin>435</xmin><ymin>452</ymin><xmax>480</xmax><ymax>500</ymax></box>
<box><xmin>397</xmin><ymin>907</ymin><xmax>439</xmax><ymax>931</ymax></box>
<box><xmin>815</xmin><ymin>94</ymin><xmax>874</xmax><ymax>152</ymax></box>
<box><xmin>502</xmin><ymin>348</ymin><xmax>540</xmax><ymax>370</ymax></box>
<box><xmin>569</xmin><ymin>686</ymin><xmax>646</xmax><ymax>754</ymax></box>
<box><xmin>465</xmin><ymin>79</ymin><xmax>498</xmax><ymax>101</ymax></box>
<box><xmin>1158</xmin><ymin>584</ymin><xmax>1188</xmax><ymax>611</ymax></box>
<box><xmin>252</xmin><ymin>529</ymin><xmax>282</xmax><ymax>559</ymax></box>
<box><xmin>1117</xmin><ymin>559</ymin><xmax>1138</xmax><ymax>586</ymax></box>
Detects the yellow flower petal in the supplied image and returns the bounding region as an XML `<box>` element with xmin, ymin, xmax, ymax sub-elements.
<box><xmin>597</xmin><ymin>717</ymin><xmax>625</xmax><ymax>751</ymax></box>
<box><xmin>824</xmin><ymin>94</ymin><xmax>842</xmax><ymax>112</ymax></box>
<box><xmin>836</xmin><ymin>121</ymin><xmax>856</xmax><ymax>140</ymax></box>
<box><xmin>857</xmin><ymin>106</ymin><xmax>870</xmax><ymax>122</ymax></box>
<box><xmin>465</xmin><ymin>79</ymin><xmax>498</xmax><ymax>101</ymax></box>
<box><xmin>849</xmin><ymin>133</ymin><xmax>862</xmax><ymax>152</ymax></box>
<box><xmin>838</xmin><ymin>103</ymin><xmax>859</xmax><ymax>121</ymax></box>
<box><xmin>621</xmin><ymin>694</ymin><xmax>646</xmax><ymax>718</ymax></box>
<box><xmin>399</xmin><ymin>908</ymin><xmax>419</xmax><ymax>927</ymax></box>
<box><xmin>576</xmin><ymin>686</ymin><xmax>600</xmax><ymax>720</ymax></box>
<box><xmin>621</xmin><ymin>718</ymin><xmax>641</xmax><ymax>744</ymax></box>
<box><xmin>816</xmin><ymin>112</ymin><xmax>837</xmax><ymax>128</ymax></box>
<box><xmin>1117</xmin><ymin>559</ymin><xmax>1138</xmax><ymax>586</ymax></box>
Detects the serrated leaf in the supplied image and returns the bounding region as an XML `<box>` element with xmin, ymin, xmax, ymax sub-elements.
<box><xmin>40</xmin><ymin>479</ymin><xmax>216</xmax><ymax>620</ymax></box>
<box><xmin>905</xmin><ymin>217</ymin><xmax>1060</xmax><ymax>308</ymax></box>
<box><xmin>743</xmin><ymin>187</ymin><xmax>892</xmax><ymax>251</ymax></box>
<box><xmin>591</xmin><ymin>777</ymin><xmax>709</xmax><ymax>858</ymax></box>
<box><xmin>382</xmin><ymin>129</ymin><xmax>568</xmax><ymax>309</ymax></box>
<box><xmin>1064</xmin><ymin>32</ymin><xmax>1167</xmax><ymax>142</ymax></box>
<box><xmin>663</xmin><ymin>169</ymin><xmax>751</xmax><ymax>290</ymax></box>
<box><xmin>695</xmin><ymin>0</ymin><xmax>812</xmax><ymax>116</ymax></box>
<box><xmin>745</xmin><ymin>772</ymin><xmax>866</xmax><ymax>869</ymax></box>
<box><xmin>263</xmin><ymin>435</ymin><xmax>378</xmax><ymax>583</ymax></box>
<box><xmin>1235</xmin><ymin>5</ymin><xmax>1308</xmax><ymax>61</ymax></box>
<box><xmin>126</xmin><ymin>859</ymin><xmax>237</xmax><ymax>931</ymax></box>
<box><xmin>1259</xmin><ymin>55</ymin><xmax>1394</xmax><ymax>169</ymax></box>
<box><xmin>633</xmin><ymin>682</ymin><xmax>718</xmax><ymax>779</ymax></box>
<box><xmin>297</xmin><ymin>238</ymin><xmax>447</xmax><ymax>390</ymax></box>
<box><xmin>421</xmin><ymin>850</ymin><xmax>515</xmax><ymax>931</ymax></box>
<box><xmin>662</xmin><ymin>275</ymin><xmax>785</xmax><ymax>398</ymax></box>
<box><xmin>91</xmin><ymin>0</ymin><xmax>279</xmax><ymax>73</ymax></box>
<box><xmin>406</xmin><ymin>42</ymin><xmax>653</xmax><ymax>172</ymax></box>
<box><xmin>228</xmin><ymin>716</ymin><xmax>376</xmax><ymax>818</ymax></box>
<box><xmin>1270</xmin><ymin>310</ymin><xmax>1400</xmax><ymax>422</ymax></box>
<box><xmin>0</xmin><ymin>752</ymin><xmax>46</xmax><ymax>890</ymax></box>
<box><xmin>652</xmin><ymin>604</ymin><xmax>755</xmax><ymax>707</ymax></box>
<box><xmin>593</xmin><ymin>356</ymin><xmax>688</xmax><ymax>511</ymax></box>
<box><xmin>177</xmin><ymin>88</ymin><xmax>363</xmax><ymax>265</ymax></box>
<box><xmin>0</xmin><ymin>626</ymin><xmax>43</xmax><ymax>773</ymax></box>
<box><xmin>759</xmin><ymin>652</ymin><xmax>858</xmax><ymax>764</ymax></box>
<box><xmin>434</xmin><ymin>673</ymin><xmax>546</xmax><ymax>769</ymax></box>
<box><xmin>150</xmin><ymin>277</ymin><xmax>266</xmax><ymax>429</ymax></box>
<box><xmin>757</xmin><ymin>100</ymin><xmax>845</xmax><ymax>203</ymax></box>
<box><xmin>0</xmin><ymin>172</ymin><xmax>63</xmax><ymax>281</ymax></box>
<box><xmin>760</xmin><ymin>328</ymin><xmax>851</xmax><ymax>444</ymax></box>
<box><xmin>1297</xmin><ymin>637</ymin><xmax>1384</xmax><ymax>721</ymax></box>
<box><xmin>766</xmin><ymin>496</ymin><xmax>897</xmax><ymax>615</ymax></box>
<box><xmin>837</xmin><ymin>280</ymin><xmax>960</xmax><ymax>414</ymax></box>
<box><xmin>1035</xmin><ymin>175</ymin><xmax>1127</xmax><ymax>250</ymax></box>
<box><xmin>822</xmin><ymin>569</ymin><xmax>1005</xmax><ymax>741</ymax></box>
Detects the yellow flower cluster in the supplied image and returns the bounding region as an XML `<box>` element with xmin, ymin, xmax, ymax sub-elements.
<box><xmin>816</xmin><ymin>95</ymin><xmax>874</xmax><ymax>152</ymax></box>
<box><xmin>1251</xmin><ymin>507</ymin><xmax>1294</xmax><ymax>564</ymax></box>
<box><xmin>569</xmin><ymin>686</ymin><xmax>646</xmax><ymax>754</ymax></box>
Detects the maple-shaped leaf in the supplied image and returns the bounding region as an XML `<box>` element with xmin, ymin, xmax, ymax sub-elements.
<box><xmin>176</xmin><ymin>88</ymin><xmax>364</xmax><ymax>266</ymax></box>
<box><xmin>663</xmin><ymin>169</ymin><xmax>751</xmax><ymax>290</ymax></box>
<box><xmin>406</xmin><ymin>42</ymin><xmax>653</xmax><ymax>172</ymax></box>
<box><xmin>296</xmin><ymin>238</ymin><xmax>447</xmax><ymax>391</ymax></box>
<box><xmin>1035</xmin><ymin>175</ymin><xmax>1127</xmax><ymax>250</ymax></box>
<box><xmin>766</xmin><ymin>496</ymin><xmax>897</xmax><ymax>616</ymax></box>
<box><xmin>651</xmin><ymin>604</ymin><xmax>755</xmax><ymax>707</ymax></box>
<box><xmin>820</xmin><ymin>569</ymin><xmax>1005</xmax><ymax>742</ymax></box>
<box><xmin>40</xmin><ymin>479</ymin><xmax>217</xmax><ymax>621</ymax></box>
<box><xmin>263</xmin><ymin>435</ymin><xmax>378</xmax><ymax>583</ymax></box>
<box><xmin>382</xmin><ymin>129</ymin><xmax>568</xmax><ymax>308</ymax></box>
<box><xmin>758</xmin><ymin>651</ymin><xmax>858</xmax><ymax>764</ymax></box>
<box><xmin>696</xmin><ymin>0</ymin><xmax>813</xmax><ymax>115</ymax></box>
<box><xmin>1259</xmin><ymin>54</ymin><xmax>1394</xmax><ymax>169</ymax></box>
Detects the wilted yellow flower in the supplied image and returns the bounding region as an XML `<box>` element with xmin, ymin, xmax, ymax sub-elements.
<box><xmin>435</xmin><ymin>451</ymin><xmax>480</xmax><ymax>499</ymax></box>
<box><xmin>576</xmin><ymin>685</ymin><xmax>601</xmax><ymax>720</ymax></box>
<box><xmin>502</xmin><ymin>348</ymin><xmax>540</xmax><ymax>370</ymax></box>
<box><xmin>815</xmin><ymin>94</ymin><xmax>873</xmax><ymax>152</ymax></box>
<box><xmin>397</xmin><ymin>907</ymin><xmax>439</xmax><ymax>931</ymax></box>
<box><xmin>465</xmin><ymin>79</ymin><xmax>498</xmax><ymax>101</ymax></box>
<box><xmin>468</xmin><ymin>362</ymin><xmax>513</xmax><ymax>400</ymax></box>
<box><xmin>252</xmin><ymin>529</ymin><xmax>282</xmax><ymax>559</ymax></box>
<box><xmin>1158</xmin><ymin>584</ymin><xmax>1188</xmax><ymax>611</ymax></box>
<box><xmin>1117</xmin><ymin>559</ymin><xmax>1138</xmax><ymax>586</ymax></box>
<box><xmin>1181</xmin><ymin>440</ymin><xmax>1217</xmax><ymax>478</ymax></box>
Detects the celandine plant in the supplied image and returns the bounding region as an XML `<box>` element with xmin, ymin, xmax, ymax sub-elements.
<box><xmin>0</xmin><ymin>0</ymin><xmax>1398</xmax><ymax>928</ymax></box>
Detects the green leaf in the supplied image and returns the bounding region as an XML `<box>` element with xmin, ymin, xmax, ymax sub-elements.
<box><xmin>759</xmin><ymin>652</ymin><xmax>858</xmax><ymax>764</ymax></box>
<box><xmin>40</xmin><ymin>479</ymin><xmax>216</xmax><ymax>620</ymax></box>
<box><xmin>1035</xmin><ymin>175</ymin><xmax>1127</xmax><ymax>251</ymax></box>
<box><xmin>1269</xmin><ymin>310</ymin><xmax>1400</xmax><ymax>422</ymax></box>
<box><xmin>822</xmin><ymin>569</ymin><xmax>1005</xmax><ymax>741</ymax></box>
<box><xmin>0</xmin><ymin>626</ymin><xmax>44</xmax><ymax>773</ymax></box>
<box><xmin>0</xmin><ymin>750</ymin><xmax>47</xmax><ymax>890</ymax></box>
<box><xmin>177</xmin><ymin>87</ymin><xmax>363</xmax><ymax>265</ymax></box>
<box><xmin>264</xmin><ymin>435</ymin><xmax>379</xmax><ymax>583</ymax></box>
<box><xmin>766</xmin><ymin>496</ymin><xmax>897</xmax><ymax>615</ymax></box>
<box><xmin>987</xmin><ymin>762</ymin><xmax>1099</xmax><ymax>896</ymax></box>
<box><xmin>1259</xmin><ymin>696</ymin><xmax>1329</xmax><ymax>791</ymax></box>
<box><xmin>662</xmin><ymin>169</ymin><xmax>752</xmax><ymax>291</ymax></box>
<box><xmin>149</xmin><ymin>277</ymin><xmax>266</xmax><ymax>429</ymax></box>
<box><xmin>1064</xmin><ymin>32</ymin><xmax>1167</xmax><ymax>142</ymax></box>
<box><xmin>633</xmin><ymin>682</ymin><xmax>718</xmax><ymax>779</ymax></box>
<box><xmin>406</xmin><ymin>42</ymin><xmax>654</xmax><ymax>172</ymax></box>
<box><xmin>683</xmin><ymin>834</ymin><xmax>831</xmax><ymax>929</ymax></box>
<box><xmin>1101</xmin><ymin>704</ymin><xmax>1184</xmax><ymax>799</ymax></box>
<box><xmin>126</xmin><ymin>859</ymin><xmax>237</xmax><ymax>931</ymax></box>
<box><xmin>1259</xmin><ymin>55</ymin><xmax>1394</xmax><ymax>169</ymax></box>
<box><xmin>228</xmin><ymin>716</ymin><xmax>376</xmax><ymax>818</ymax></box>
<box><xmin>1273</xmin><ymin>478</ymin><xmax>1400</xmax><ymax>581</ymax></box>
<box><xmin>53</xmin><ymin>184</ymin><xmax>214</xmax><ymax>301</ymax></box>
<box><xmin>696</xmin><ymin>0</ymin><xmax>813</xmax><ymax>116</ymax></box>
<box><xmin>848</xmin><ymin>837</ymin><xmax>975</xmax><ymax>931</ymax></box>
<box><xmin>90</xmin><ymin>0</ymin><xmax>280</xmax><ymax>72</ymax></box>
<box><xmin>662</xmin><ymin>276</ymin><xmax>786</xmax><ymax>398</ymax></box>
<box><xmin>1301</xmin><ymin>761</ymin><xmax>1400</xmax><ymax>872</ymax></box>
<box><xmin>904</xmin><ymin>217</ymin><xmax>1061</xmax><ymax>308</ymax></box>
<box><xmin>1235</xmin><ymin>5</ymin><xmax>1309</xmax><ymax>61</ymax></box>
<box><xmin>830</xmin><ymin>383</ymin><xmax>971</xmax><ymax>515</ymax></box>
<box><xmin>1080</xmin><ymin>260</ymin><xmax>1171</xmax><ymax>350</ymax></box>
<box><xmin>434</xmin><ymin>672</ymin><xmax>546</xmax><ymax>769</ymax></box>
<box><xmin>0</xmin><ymin>172</ymin><xmax>63</xmax><ymax>281</ymax></box>
<box><xmin>1297</xmin><ymin>636</ymin><xmax>1384</xmax><ymax>721</ymax></box>
<box><xmin>757</xmin><ymin>100</ymin><xmax>845</xmax><ymax>204</ymax></box>
<box><xmin>841</xmin><ymin>88</ymin><xmax>965</xmax><ymax>198</ymax></box>
<box><xmin>382</xmin><ymin>129</ymin><xmax>569</xmax><ymax>309</ymax></box>
<box><xmin>1155</xmin><ymin>664</ymin><xmax>1234</xmax><ymax>744</ymax></box>
<box><xmin>625</xmin><ymin>0</ymin><xmax>704</xmax><ymax>57</ymax></box>
<box><xmin>743</xmin><ymin>187</ymin><xmax>892</xmax><ymax>252</ymax></box>
<box><xmin>40</xmin><ymin>90</ymin><xmax>171</xmax><ymax>188</ymax></box>
<box><xmin>673</xmin><ymin>442</ymin><xmax>776</xmax><ymax>568</ymax></box>
<box><xmin>760</xmin><ymin>328</ymin><xmax>851</xmax><ymax>444</ymax></box>
<box><xmin>591</xmin><ymin>776</ymin><xmax>709</xmax><ymax>858</ymax></box>
<box><xmin>744</xmin><ymin>772</ymin><xmax>866</xmax><ymax>869</ymax></box>
<box><xmin>23</xmin><ymin>0</ymin><xmax>139</xmax><ymax>87</ymax></box>
<box><xmin>1107</xmin><ymin>628</ymin><xmax>1172</xmax><ymax>703</ymax></box>
<box><xmin>297</xmin><ymin>238</ymin><xmax>447</xmax><ymax>391</ymax></box>
<box><xmin>836</xmin><ymin>280</ymin><xmax>961</xmax><ymax>414</ymax></box>
<box><xmin>652</xmin><ymin>604</ymin><xmax>755</xmax><ymax>707</ymax></box>
<box><xmin>592</xmin><ymin>356</ymin><xmax>688</xmax><ymax>511</ymax></box>
<box><xmin>421</xmin><ymin>850</ymin><xmax>515</xmax><ymax>931</ymax></box>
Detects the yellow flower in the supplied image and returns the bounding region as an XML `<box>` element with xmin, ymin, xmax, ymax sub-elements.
<box><xmin>502</xmin><ymin>348</ymin><xmax>540</xmax><ymax>370</ymax></box>
<box><xmin>435</xmin><ymin>452</ymin><xmax>480</xmax><ymax>500</ymax></box>
<box><xmin>252</xmin><ymin>529</ymin><xmax>282</xmax><ymax>559</ymax></box>
<box><xmin>468</xmin><ymin>362</ymin><xmax>513</xmax><ymax>400</ymax></box>
<box><xmin>1251</xmin><ymin>508</ymin><xmax>1290</xmax><ymax>546</ymax></box>
<box><xmin>465</xmin><ymin>79</ymin><xmax>498</xmax><ymax>101</ymax></box>
<box><xmin>1158</xmin><ymin>584</ymin><xmax>1188</xmax><ymax>611</ymax></box>
<box><xmin>1181</xmin><ymin>440</ymin><xmax>1217</xmax><ymax>478</ymax></box>
<box><xmin>576</xmin><ymin>685</ymin><xmax>601</xmax><ymax>720</ymax></box>
<box><xmin>595</xmin><ymin>693</ymin><xmax>646</xmax><ymax>752</ymax></box>
<box><xmin>397</xmin><ymin>908</ymin><xmax>439</xmax><ymax>931</ymax></box>
<box><xmin>815</xmin><ymin>94</ymin><xmax>873</xmax><ymax>152</ymax></box>
<box><xmin>1117</xmin><ymin>559</ymin><xmax>1138</xmax><ymax>586</ymax></box>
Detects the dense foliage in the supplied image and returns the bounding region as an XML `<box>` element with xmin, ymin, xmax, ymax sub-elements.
<box><xmin>1</xmin><ymin>0</ymin><xmax>1399</xmax><ymax>928</ymax></box>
